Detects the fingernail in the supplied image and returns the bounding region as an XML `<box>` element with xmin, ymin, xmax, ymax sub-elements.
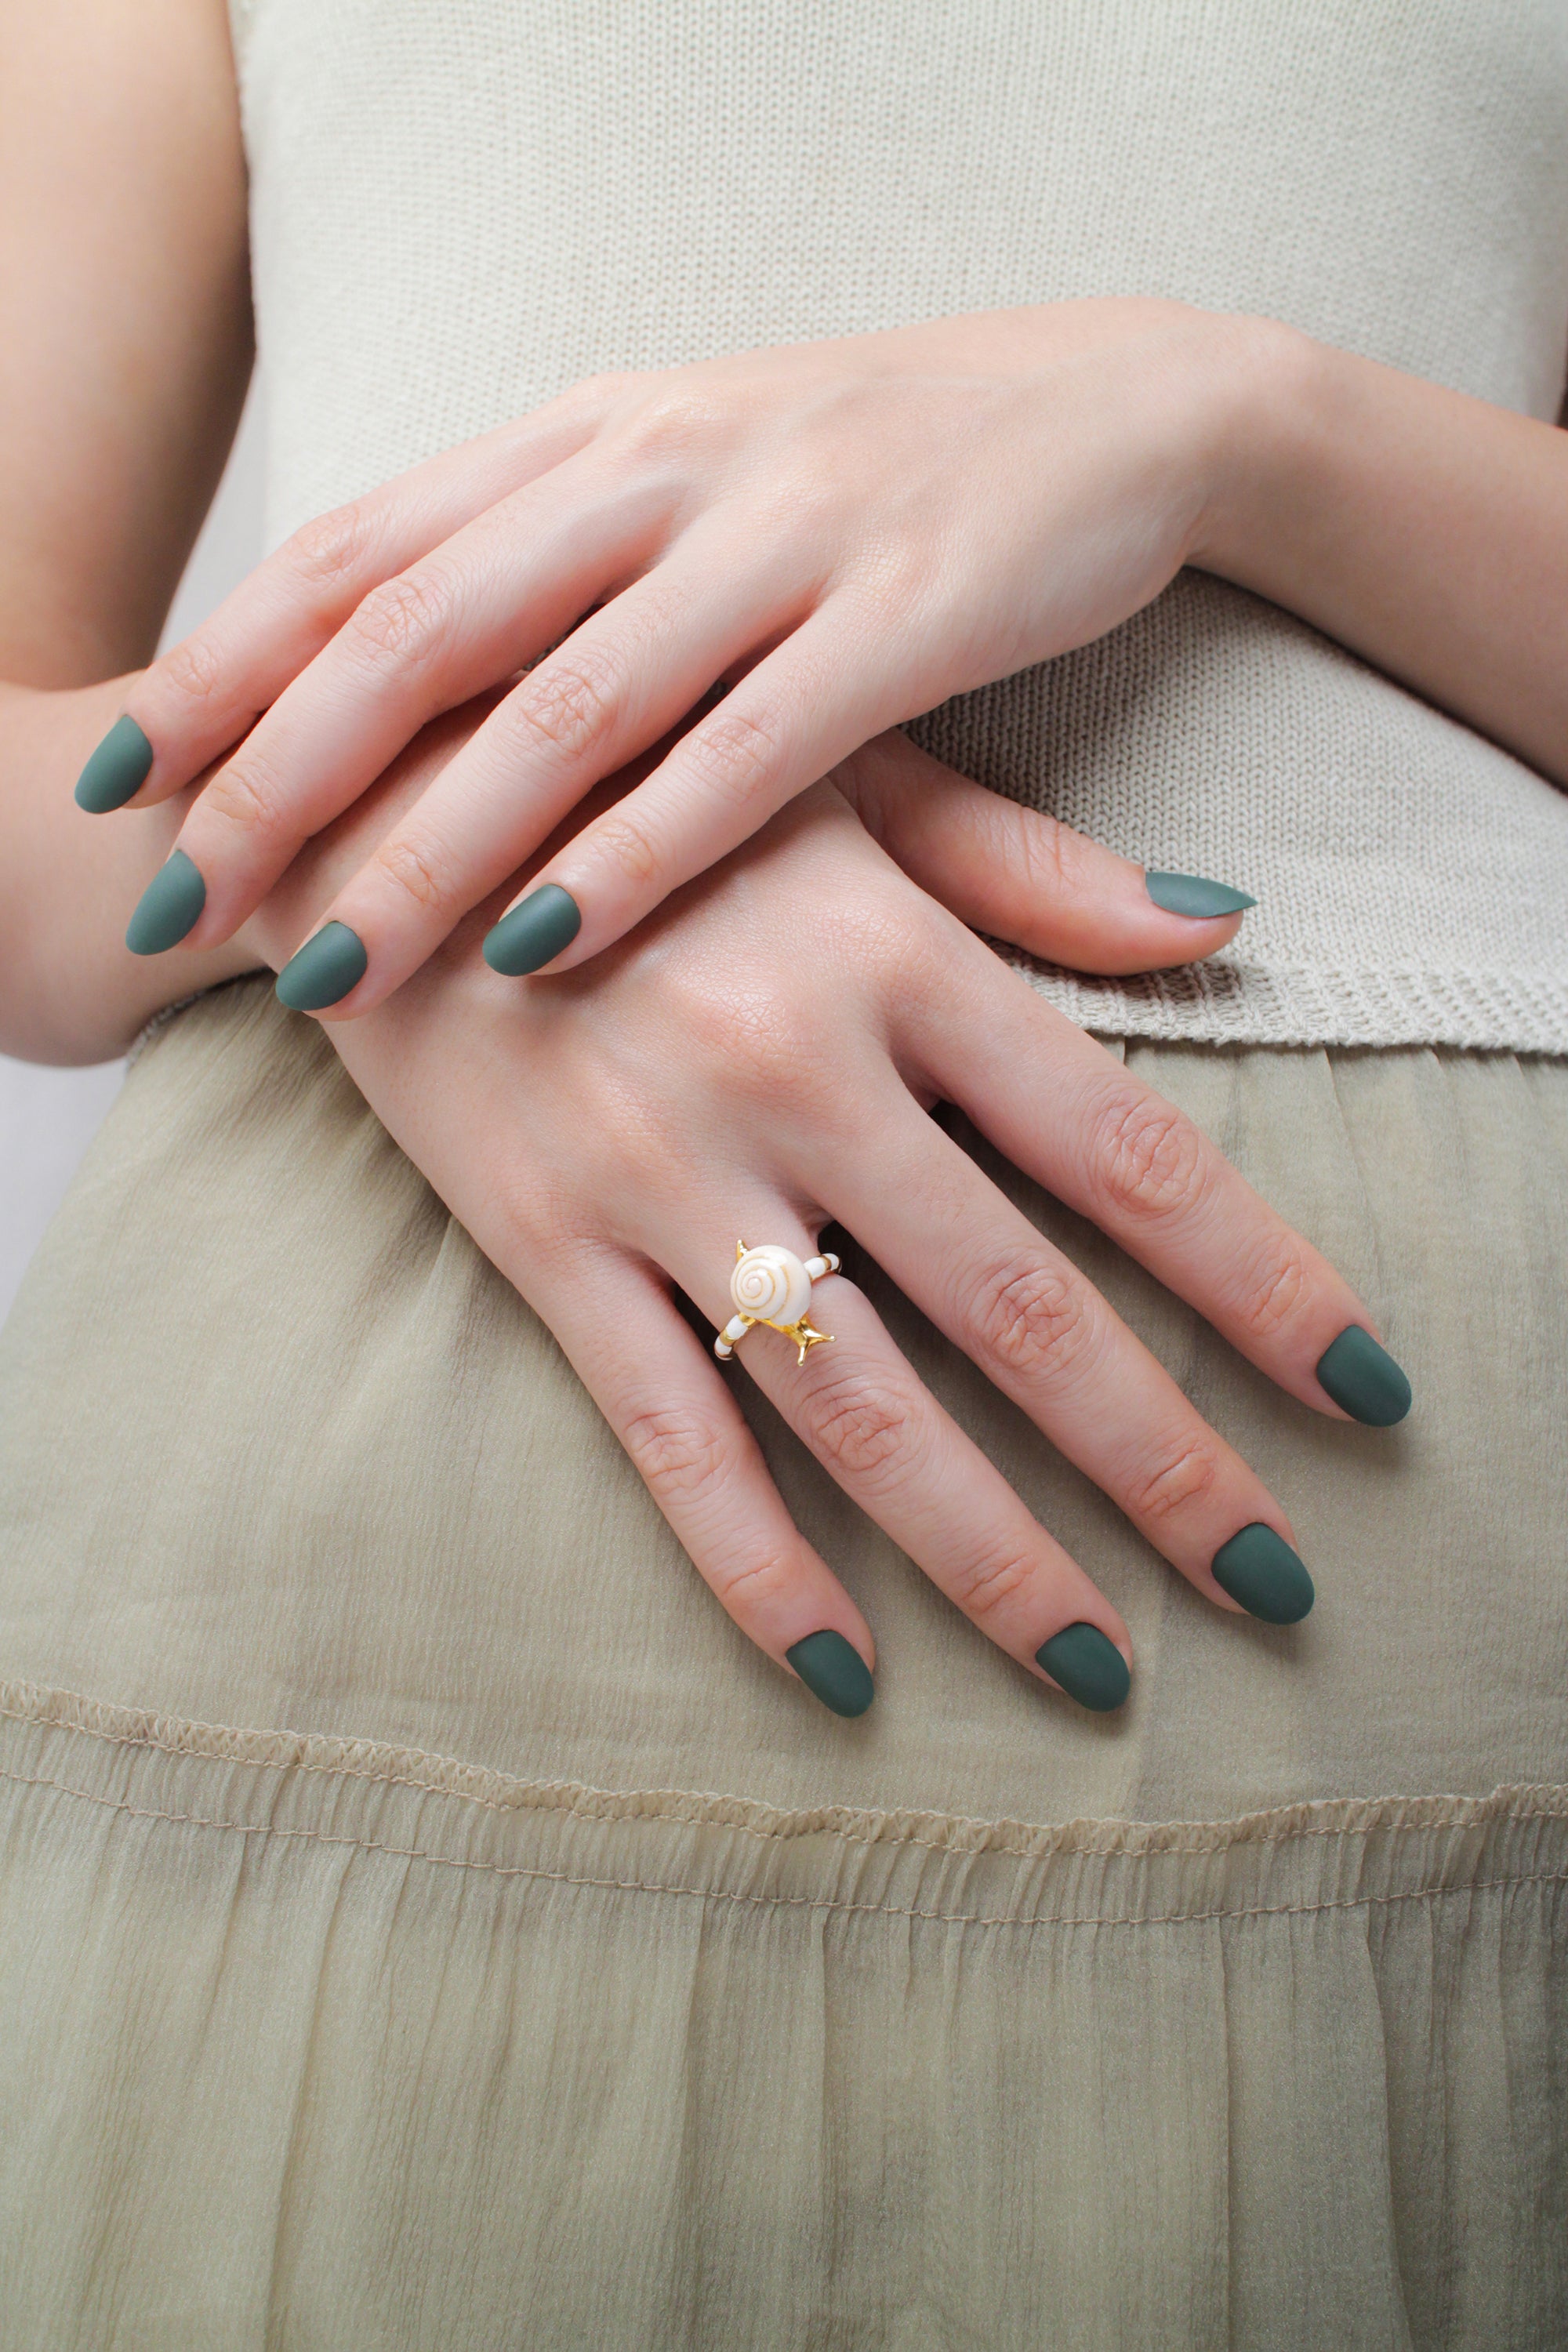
<box><xmin>1315</xmin><ymin>1326</ymin><xmax>1412</xmax><ymax>1426</ymax></box>
<box><xmin>125</xmin><ymin>849</ymin><xmax>205</xmax><ymax>955</ymax></box>
<box><xmin>786</xmin><ymin>1629</ymin><xmax>874</xmax><ymax>1718</ymax></box>
<box><xmin>276</xmin><ymin>921</ymin><xmax>369</xmax><ymax>1011</ymax></box>
<box><xmin>482</xmin><ymin>884</ymin><xmax>582</xmax><ymax>976</ymax></box>
<box><xmin>1211</xmin><ymin>1523</ymin><xmax>1315</xmax><ymax>1624</ymax></box>
<box><xmin>1145</xmin><ymin>870</ymin><xmax>1257</xmax><ymax>918</ymax></box>
<box><xmin>75</xmin><ymin>715</ymin><xmax>154</xmax><ymax>813</ymax></box>
<box><xmin>1035</xmin><ymin>1622</ymin><xmax>1131</xmax><ymax>1712</ymax></box>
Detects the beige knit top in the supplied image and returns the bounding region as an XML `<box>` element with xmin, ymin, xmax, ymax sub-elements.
<box><xmin>232</xmin><ymin>0</ymin><xmax>1568</xmax><ymax>1051</ymax></box>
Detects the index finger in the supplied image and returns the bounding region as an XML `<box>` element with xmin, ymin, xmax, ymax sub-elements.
<box><xmin>76</xmin><ymin>388</ymin><xmax>611</xmax><ymax>815</ymax></box>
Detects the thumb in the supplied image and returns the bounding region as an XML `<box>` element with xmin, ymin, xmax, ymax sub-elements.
<box><xmin>836</xmin><ymin>730</ymin><xmax>1255</xmax><ymax>977</ymax></box>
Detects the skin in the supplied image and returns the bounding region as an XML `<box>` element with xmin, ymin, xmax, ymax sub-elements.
<box><xmin>109</xmin><ymin>303</ymin><xmax>1568</xmax><ymax>1012</ymax></box>
<box><xmin>238</xmin><ymin>716</ymin><xmax>1379</xmax><ymax>1692</ymax></box>
<box><xmin>0</xmin><ymin>0</ymin><xmax>259</xmax><ymax>1061</ymax></box>
<box><xmin>5</xmin><ymin>0</ymin><xmax>1531</xmax><ymax>1704</ymax></box>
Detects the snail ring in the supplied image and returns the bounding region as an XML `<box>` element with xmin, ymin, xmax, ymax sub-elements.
<box><xmin>714</xmin><ymin>1241</ymin><xmax>839</xmax><ymax>1366</ymax></box>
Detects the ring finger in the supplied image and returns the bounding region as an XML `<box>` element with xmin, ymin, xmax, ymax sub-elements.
<box><xmin>529</xmin><ymin>1241</ymin><xmax>880</xmax><ymax>1718</ymax></box>
<box><xmin>659</xmin><ymin>1208</ymin><xmax>1137</xmax><ymax>1711</ymax></box>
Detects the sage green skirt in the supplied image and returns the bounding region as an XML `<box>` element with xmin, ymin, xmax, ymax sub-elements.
<box><xmin>0</xmin><ymin>978</ymin><xmax>1563</xmax><ymax>2350</ymax></box>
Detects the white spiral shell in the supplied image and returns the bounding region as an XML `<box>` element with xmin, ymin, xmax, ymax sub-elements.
<box><xmin>730</xmin><ymin>1245</ymin><xmax>812</xmax><ymax>1328</ymax></box>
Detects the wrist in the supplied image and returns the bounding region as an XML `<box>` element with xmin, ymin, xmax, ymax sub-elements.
<box><xmin>1181</xmin><ymin>312</ymin><xmax>1327</xmax><ymax>579</ymax></box>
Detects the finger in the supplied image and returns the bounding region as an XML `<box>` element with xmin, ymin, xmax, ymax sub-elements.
<box><xmin>270</xmin><ymin>549</ymin><xmax>811</xmax><ymax>1015</ymax></box>
<box><xmin>532</xmin><ymin>1243</ymin><xmax>878</xmax><ymax>1716</ymax></box>
<box><xmin>904</xmin><ymin>921</ymin><xmax>1409</xmax><ymax>1425</ymax></box>
<box><xmin>823</xmin><ymin>1095</ymin><xmax>1313</xmax><ymax>1623</ymax></box>
<box><xmin>662</xmin><ymin>1216</ymin><xmax>1134</xmax><ymax>1710</ymax></box>
<box><xmin>163</xmin><ymin>448</ymin><xmax>677</xmax><ymax>956</ymax></box>
<box><xmin>482</xmin><ymin>597</ymin><xmax>897</xmax><ymax>975</ymax></box>
<box><xmin>101</xmin><ymin>384</ymin><xmax>614</xmax><ymax>808</ymax></box>
<box><xmin>837</xmin><ymin>729</ymin><xmax>1254</xmax><ymax>974</ymax></box>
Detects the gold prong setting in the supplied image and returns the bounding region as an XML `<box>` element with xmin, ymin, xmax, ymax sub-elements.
<box><xmin>714</xmin><ymin>1240</ymin><xmax>840</xmax><ymax>1363</ymax></box>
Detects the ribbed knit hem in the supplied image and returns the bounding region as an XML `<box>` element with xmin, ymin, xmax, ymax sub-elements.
<box><xmin>1014</xmin><ymin>954</ymin><xmax>1568</xmax><ymax>1053</ymax></box>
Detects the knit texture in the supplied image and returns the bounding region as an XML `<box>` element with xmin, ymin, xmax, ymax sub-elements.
<box><xmin>233</xmin><ymin>0</ymin><xmax>1568</xmax><ymax>1051</ymax></box>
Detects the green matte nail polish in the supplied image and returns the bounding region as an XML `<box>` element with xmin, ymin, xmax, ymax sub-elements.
<box><xmin>75</xmin><ymin>715</ymin><xmax>154</xmax><ymax>813</ymax></box>
<box><xmin>125</xmin><ymin>850</ymin><xmax>205</xmax><ymax>955</ymax></box>
<box><xmin>1145</xmin><ymin>870</ymin><xmax>1258</xmax><ymax>918</ymax></box>
<box><xmin>1212</xmin><ymin>1523</ymin><xmax>1315</xmax><ymax>1624</ymax></box>
<box><xmin>1316</xmin><ymin>1326</ymin><xmax>1413</xmax><ymax>1426</ymax></box>
<box><xmin>1036</xmin><ymin>1622</ymin><xmax>1131</xmax><ymax>1712</ymax></box>
<box><xmin>482</xmin><ymin>884</ymin><xmax>583</xmax><ymax>975</ymax></box>
<box><xmin>276</xmin><ymin>922</ymin><xmax>369</xmax><ymax>1011</ymax></box>
<box><xmin>786</xmin><ymin>1629</ymin><xmax>874</xmax><ymax>1718</ymax></box>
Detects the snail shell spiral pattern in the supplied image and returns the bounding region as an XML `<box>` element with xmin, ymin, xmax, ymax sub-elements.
<box><xmin>731</xmin><ymin>1245</ymin><xmax>812</xmax><ymax>1329</ymax></box>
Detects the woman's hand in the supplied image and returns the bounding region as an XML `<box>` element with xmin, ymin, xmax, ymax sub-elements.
<box><xmin>238</xmin><ymin>713</ymin><xmax>1402</xmax><ymax>1719</ymax></box>
<box><xmin>101</xmin><ymin>299</ymin><xmax>1264</xmax><ymax>1008</ymax></box>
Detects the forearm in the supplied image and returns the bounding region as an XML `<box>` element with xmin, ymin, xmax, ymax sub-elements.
<box><xmin>1195</xmin><ymin>320</ymin><xmax>1568</xmax><ymax>785</ymax></box>
<box><xmin>0</xmin><ymin>676</ymin><xmax>260</xmax><ymax>1062</ymax></box>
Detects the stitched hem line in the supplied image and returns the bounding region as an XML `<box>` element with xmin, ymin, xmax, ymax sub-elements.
<box><xmin>5</xmin><ymin>1765</ymin><xmax>1565</xmax><ymax>1934</ymax></box>
<box><xmin>1012</xmin><ymin>953</ymin><xmax>1568</xmax><ymax>1054</ymax></box>
<box><xmin>3</xmin><ymin>1679</ymin><xmax>1563</xmax><ymax>1865</ymax></box>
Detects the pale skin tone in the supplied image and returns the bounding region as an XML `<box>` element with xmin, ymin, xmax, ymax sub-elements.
<box><xmin>116</xmin><ymin>307</ymin><xmax>1568</xmax><ymax>1005</ymax></box>
<box><xmin>2</xmin><ymin>0</ymin><xmax>1561</xmax><ymax>1704</ymax></box>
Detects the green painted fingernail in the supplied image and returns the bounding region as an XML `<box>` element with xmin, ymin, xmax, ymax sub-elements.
<box><xmin>1316</xmin><ymin>1326</ymin><xmax>1412</xmax><ymax>1426</ymax></box>
<box><xmin>1145</xmin><ymin>870</ymin><xmax>1257</xmax><ymax>918</ymax></box>
<box><xmin>1036</xmin><ymin>1622</ymin><xmax>1131</xmax><ymax>1711</ymax></box>
<box><xmin>786</xmin><ymin>1629</ymin><xmax>874</xmax><ymax>1718</ymax></box>
<box><xmin>276</xmin><ymin>921</ymin><xmax>368</xmax><ymax>1011</ymax></box>
<box><xmin>75</xmin><ymin>715</ymin><xmax>154</xmax><ymax>812</ymax></box>
<box><xmin>482</xmin><ymin>884</ymin><xmax>582</xmax><ymax>976</ymax></box>
<box><xmin>125</xmin><ymin>849</ymin><xmax>205</xmax><ymax>955</ymax></box>
<box><xmin>1212</xmin><ymin>1523</ymin><xmax>1315</xmax><ymax>1624</ymax></box>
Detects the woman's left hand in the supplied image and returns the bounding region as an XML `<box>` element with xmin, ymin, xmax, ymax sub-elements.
<box><xmin>103</xmin><ymin>299</ymin><xmax>1261</xmax><ymax>1009</ymax></box>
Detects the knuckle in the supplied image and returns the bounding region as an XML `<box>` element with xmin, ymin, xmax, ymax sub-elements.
<box><xmin>705</xmin><ymin>1545</ymin><xmax>800</xmax><ymax>1612</ymax></box>
<box><xmin>1233</xmin><ymin>1236</ymin><xmax>1312</xmax><ymax>1342</ymax></box>
<box><xmin>947</xmin><ymin>1546</ymin><xmax>1036</xmax><ymax>1624</ymax></box>
<box><xmin>660</xmin><ymin>961</ymin><xmax>822</xmax><ymax>1099</ymax></box>
<box><xmin>742</xmin><ymin>465</ymin><xmax>835</xmax><ymax>545</ymax></box>
<box><xmin>347</xmin><ymin>570</ymin><xmax>455</xmax><ymax>670</ymax></box>
<box><xmin>1123</xmin><ymin>1435</ymin><xmax>1222</xmax><ymax>1526</ymax></box>
<box><xmin>794</xmin><ymin>1366</ymin><xmax>913</xmax><ymax>1486</ymax></box>
<box><xmin>590</xmin><ymin>803</ymin><xmax>662</xmax><ymax>891</ymax></box>
<box><xmin>969</xmin><ymin>1250</ymin><xmax>1091</xmax><ymax>1381</ymax></box>
<box><xmin>617</xmin><ymin>385</ymin><xmax>729</xmax><ymax>463</ymax></box>
<box><xmin>157</xmin><ymin>627</ymin><xmax>227</xmax><ymax>713</ymax></box>
<box><xmin>499</xmin><ymin>1182</ymin><xmax>594</xmax><ymax>1272</ymax></box>
<box><xmin>286</xmin><ymin>500</ymin><xmax>376</xmax><ymax>597</ymax></box>
<box><xmin>372</xmin><ymin>828</ymin><xmax>462</xmax><ymax>917</ymax></box>
<box><xmin>1090</xmin><ymin>1083</ymin><xmax>1206</xmax><ymax>1221</ymax></box>
<box><xmin>845</xmin><ymin>539</ymin><xmax>930</xmax><ymax>623</ymax></box>
<box><xmin>202</xmin><ymin>751</ymin><xmax>284</xmax><ymax>839</ymax></box>
<box><xmin>622</xmin><ymin>1404</ymin><xmax>732</xmax><ymax>1504</ymax></box>
<box><xmin>572</xmin><ymin>368</ymin><xmax>633</xmax><ymax>408</ymax></box>
<box><xmin>1013</xmin><ymin>809</ymin><xmax>1077</xmax><ymax>898</ymax></box>
<box><xmin>681</xmin><ymin>706</ymin><xmax>781</xmax><ymax>811</ymax></box>
<box><xmin>852</xmin><ymin>892</ymin><xmax>953</xmax><ymax>999</ymax></box>
<box><xmin>510</xmin><ymin>656</ymin><xmax>621</xmax><ymax>763</ymax></box>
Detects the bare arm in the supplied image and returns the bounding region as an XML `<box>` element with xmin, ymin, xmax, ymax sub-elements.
<box><xmin>0</xmin><ymin>0</ymin><xmax>261</xmax><ymax>1060</ymax></box>
<box><xmin>1196</xmin><ymin>322</ymin><xmax>1568</xmax><ymax>789</ymax></box>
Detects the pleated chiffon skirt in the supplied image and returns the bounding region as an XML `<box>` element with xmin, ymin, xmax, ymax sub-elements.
<box><xmin>0</xmin><ymin>978</ymin><xmax>1563</xmax><ymax>2349</ymax></box>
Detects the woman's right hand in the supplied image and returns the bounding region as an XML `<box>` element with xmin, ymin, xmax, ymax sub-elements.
<box><xmin>239</xmin><ymin>718</ymin><xmax>1403</xmax><ymax>1719</ymax></box>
